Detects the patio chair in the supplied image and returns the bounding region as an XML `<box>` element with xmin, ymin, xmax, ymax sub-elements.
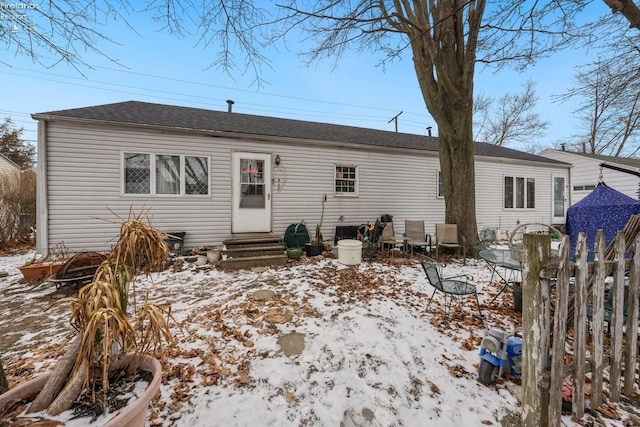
<box><xmin>473</xmin><ymin>227</ymin><xmax>498</xmax><ymax>255</ymax></box>
<box><xmin>420</xmin><ymin>258</ymin><xmax>483</xmax><ymax>319</ymax></box>
<box><xmin>435</xmin><ymin>224</ymin><xmax>467</xmax><ymax>265</ymax></box>
<box><xmin>381</xmin><ymin>221</ymin><xmax>405</xmax><ymax>258</ymax></box>
<box><xmin>404</xmin><ymin>220</ymin><xmax>432</xmax><ymax>255</ymax></box>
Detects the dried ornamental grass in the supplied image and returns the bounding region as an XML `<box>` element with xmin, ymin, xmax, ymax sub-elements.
<box><xmin>55</xmin><ymin>211</ymin><xmax>174</xmax><ymax>409</ymax></box>
<box><xmin>92</xmin><ymin>260</ymin><xmax>131</xmax><ymax>313</ymax></box>
<box><xmin>111</xmin><ymin>216</ymin><xmax>169</xmax><ymax>276</ymax></box>
<box><xmin>134</xmin><ymin>302</ymin><xmax>174</xmax><ymax>355</ymax></box>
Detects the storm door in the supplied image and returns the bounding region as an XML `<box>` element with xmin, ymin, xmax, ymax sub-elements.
<box><xmin>552</xmin><ymin>176</ymin><xmax>566</xmax><ymax>224</ymax></box>
<box><xmin>231</xmin><ymin>152</ymin><xmax>272</xmax><ymax>233</ymax></box>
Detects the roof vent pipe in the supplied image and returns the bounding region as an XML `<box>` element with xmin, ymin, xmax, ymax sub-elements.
<box><xmin>226</xmin><ymin>100</ymin><xmax>235</xmax><ymax>113</ymax></box>
<box><xmin>560</xmin><ymin>143</ymin><xmax>566</xmax><ymax>151</ymax></box>
<box><xmin>427</xmin><ymin>126</ymin><xmax>432</xmax><ymax>137</ymax></box>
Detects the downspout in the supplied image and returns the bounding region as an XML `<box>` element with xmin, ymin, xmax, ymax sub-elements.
<box><xmin>36</xmin><ymin>119</ymin><xmax>49</xmax><ymax>257</ymax></box>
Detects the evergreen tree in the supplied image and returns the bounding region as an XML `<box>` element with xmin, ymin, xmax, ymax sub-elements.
<box><xmin>0</xmin><ymin>118</ymin><xmax>35</xmax><ymax>171</ymax></box>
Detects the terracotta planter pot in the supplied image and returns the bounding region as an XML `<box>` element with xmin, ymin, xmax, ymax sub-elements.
<box><xmin>0</xmin><ymin>354</ymin><xmax>162</xmax><ymax>427</ymax></box>
<box><xmin>18</xmin><ymin>261</ymin><xmax>67</xmax><ymax>281</ymax></box>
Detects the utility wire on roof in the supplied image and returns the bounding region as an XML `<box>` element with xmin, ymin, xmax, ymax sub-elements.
<box><xmin>0</xmin><ymin>65</ymin><xmax>432</xmax><ymax>135</ymax></box>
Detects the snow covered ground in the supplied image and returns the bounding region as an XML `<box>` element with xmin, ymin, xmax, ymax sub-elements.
<box><xmin>0</xmin><ymin>248</ymin><xmax>635</xmax><ymax>426</ymax></box>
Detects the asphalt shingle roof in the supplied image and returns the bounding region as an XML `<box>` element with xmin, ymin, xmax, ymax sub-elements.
<box><xmin>33</xmin><ymin>101</ymin><xmax>564</xmax><ymax>165</ymax></box>
<box><xmin>557</xmin><ymin>151</ymin><xmax>640</xmax><ymax>169</ymax></box>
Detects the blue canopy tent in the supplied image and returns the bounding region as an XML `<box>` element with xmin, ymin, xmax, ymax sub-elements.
<box><xmin>566</xmin><ymin>183</ymin><xmax>640</xmax><ymax>255</ymax></box>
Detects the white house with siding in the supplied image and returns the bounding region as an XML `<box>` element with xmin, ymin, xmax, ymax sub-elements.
<box><xmin>540</xmin><ymin>149</ymin><xmax>640</xmax><ymax>205</ymax></box>
<box><xmin>32</xmin><ymin>101</ymin><xmax>570</xmax><ymax>256</ymax></box>
<box><xmin>0</xmin><ymin>153</ymin><xmax>19</xmax><ymax>176</ymax></box>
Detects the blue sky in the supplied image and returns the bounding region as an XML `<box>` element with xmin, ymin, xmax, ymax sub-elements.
<box><xmin>0</xmin><ymin>2</ymin><xmax>610</xmax><ymax>152</ymax></box>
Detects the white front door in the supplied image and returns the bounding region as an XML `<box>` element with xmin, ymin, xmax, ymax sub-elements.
<box><xmin>232</xmin><ymin>152</ymin><xmax>272</xmax><ymax>233</ymax></box>
<box><xmin>552</xmin><ymin>176</ymin><xmax>566</xmax><ymax>224</ymax></box>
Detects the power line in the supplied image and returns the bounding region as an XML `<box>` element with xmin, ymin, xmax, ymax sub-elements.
<box><xmin>0</xmin><ymin>64</ymin><xmax>433</xmax><ymax>134</ymax></box>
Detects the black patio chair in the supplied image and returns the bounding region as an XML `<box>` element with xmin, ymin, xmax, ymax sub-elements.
<box><xmin>420</xmin><ymin>258</ymin><xmax>483</xmax><ymax>319</ymax></box>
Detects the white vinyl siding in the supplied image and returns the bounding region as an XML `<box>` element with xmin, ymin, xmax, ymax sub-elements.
<box><xmin>475</xmin><ymin>159</ymin><xmax>567</xmax><ymax>239</ymax></box>
<box><xmin>0</xmin><ymin>155</ymin><xmax>19</xmax><ymax>176</ymax></box>
<box><xmin>40</xmin><ymin>121</ymin><xmax>570</xmax><ymax>254</ymax></box>
<box><xmin>540</xmin><ymin>149</ymin><xmax>640</xmax><ymax>205</ymax></box>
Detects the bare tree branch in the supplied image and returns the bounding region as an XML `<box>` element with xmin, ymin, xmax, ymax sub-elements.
<box><xmin>555</xmin><ymin>29</ymin><xmax>640</xmax><ymax>158</ymax></box>
<box><xmin>474</xmin><ymin>80</ymin><xmax>550</xmax><ymax>147</ymax></box>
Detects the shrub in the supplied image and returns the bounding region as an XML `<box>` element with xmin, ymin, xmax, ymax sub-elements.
<box><xmin>0</xmin><ymin>170</ymin><xmax>36</xmax><ymax>249</ymax></box>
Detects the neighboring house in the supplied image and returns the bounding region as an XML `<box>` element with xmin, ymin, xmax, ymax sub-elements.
<box><xmin>32</xmin><ymin>101</ymin><xmax>570</xmax><ymax>255</ymax></box>
<box><xmin>0</xmin><ymin>153</ymin><xmax>20</xmax><ymax>177</ymax></box>
<box><xmin>0</xmin><ymin>153</ymin><xmax>20</xmax><ymax>197</ymax></box>
<box><xmin>540</xmin><ymin>149</ymin><xmax>640</xmax><ymax>205</ymax></box>
<box><xmin>0</xmin><ymin>154</ymin><xmax>21</xmax><ymax>239</ymax></box>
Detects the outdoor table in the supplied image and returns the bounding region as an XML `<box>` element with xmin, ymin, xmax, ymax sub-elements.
<box><xmin>479</xmin><ymin>248</ymin><xmax>523</xmax><ymax>305</ymax></box>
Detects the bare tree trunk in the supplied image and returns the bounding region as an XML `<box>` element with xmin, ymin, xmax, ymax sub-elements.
<box><xmin>603</xmin><ymin>0</ymin><xmax>640</xmax><ymax>30</ymax></box>
<box><xmin>47</xmin><ymin>362</ymin><xmax>86</xmax><ymax>416</ymax></box>
<box><xmin>0</xmin><ymin>356</ymin><xmax>8</xmax><ymax>394</ymax></box>
<box><xmin>27</xmin><ymin>335</ymin><xmax>81</xmax><ymax>413</ymax></box>
<box><xmin>402</xmin><ymin>1</ymin><xmax>483</xmax><ymax>251</ymax></box>
<box><xmin>438</xmin><ymin>109</ymin><xmax>479</xmax><ymax>251</ymax></box>
<box><xmin>421</xmin><ymin>57</ymin><xmax>480</xmax><ymax>250</ymax></box>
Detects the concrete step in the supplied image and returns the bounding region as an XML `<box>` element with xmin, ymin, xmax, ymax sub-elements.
<box><xmin>219</xmin><ymin>254</ymin><xmax>288</xmax><ymax>270</ymax></box>
<box><xmin>223</xmin><ymin>245</ymin><xmax>285</xmax><ymax>258</ymax></box>
<box><xmin>223</xmin><ymin>236</ymin><xmax>283</xmax><ymax>247</ymax></box>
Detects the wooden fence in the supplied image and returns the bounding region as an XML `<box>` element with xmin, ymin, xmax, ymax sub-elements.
<box><xmin>521</xmin><ymin>230</ymin><xmax>640</xmax><ymax>426</ymax></box>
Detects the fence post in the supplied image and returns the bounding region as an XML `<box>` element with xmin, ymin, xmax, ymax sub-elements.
<box><xmin>610</xmin><ymin>232</ymin><xmax>626</xmax><ymax>402</ymax></box>
<box><xmin>624</xmin><ymin>236</ymin><xmax>640</xmax><ymax>397</ymax></box>
<box><xmin>521</xmin><ymin>233</ymin><xmax>551</xmax><ymax>427</ymax></box>
<box><xmin>549</xmin><ymin>235</ymin><xmax>571</xmax><ymax>425</ymax></box>
<box><xmin>572</xmin><ymin>233</ymin><xmax>588</xmax><ymax>419</ymax></box>
<box><xmin>591</xmin><ymin>230</ymin><xmax>607</xmax><ymax>408</ymax></box>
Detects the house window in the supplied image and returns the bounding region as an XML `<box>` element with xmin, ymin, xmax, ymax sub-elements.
<box><xmin>185</xmin><ymin>156</ymin><xmax>209</xmax><ymax>195</ymax></box>
<box><xmin>124</xmin><ymin>153</ymin><xmax>150</xmax><ymax>194</ymax></box>
<box><xmin>527</xmin><ymin>178</ymin><xmax>535</xmax><ymax>208</ymax></box>
<box><xmin>156</xmin><ymin>155</ymin><xmax>180</xmax><ymax>194</ymax></box>
<box><xmin>123</xmin><ymin>152</ymin><xmax>210</xmax><ymax>196</ymax></box>
<box><xmin>335</xmin><ymin>165</ymin><xmax>358</xmax><ymax>195</ymax></box>
<box><xmin>437</xmin><ymin>171</ymin><xmax>444</xmax><ymax>198</ymax></box>
<box><xmin>504</xmin><ymin>176</ymin><xmax>535</xmax><ymax>209</ymax></box>
<box><xmin>573</xmin><ymin>184</ymin><xmax>596</xmax><ymax>192</ymax></box>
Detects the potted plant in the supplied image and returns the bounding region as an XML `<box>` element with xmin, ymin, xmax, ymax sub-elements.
<box><xmin>0</xmin><ymin>210</ymin><xmax>173</xmax><ymax>426</ymax></box>
<box><xmin>286</xmin><ymin>246</ymin><xmax>303</xmax><ymax>259</ymax></box>
<box><xmin>18</xmin><ymin>257</ymin><xmax>67</xmax><ymax>281</ymax></box>
<box><xmin>305</xmin><ymin>194</ymin><xmax>327</xmax><ymax>257</ymax></box>
<box><xmin>17</xmin><ymin>242</ymin><xmax>75</xmax><ymax>282</ymax></box>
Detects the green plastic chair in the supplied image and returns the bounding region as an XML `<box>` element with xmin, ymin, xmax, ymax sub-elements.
<box><xmin>420</xmin><ymin>258</ymin><xmax>483</xmax><ymax>319</ymax></box>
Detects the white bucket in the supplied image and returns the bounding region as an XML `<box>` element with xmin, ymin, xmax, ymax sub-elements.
<box><xmin>338</xmin><ymin>240</ymin><xmax>363</xmax><ymax>265</ymax></box>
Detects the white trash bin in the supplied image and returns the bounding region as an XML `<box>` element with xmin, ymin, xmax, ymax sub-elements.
<box><xmin>338</xmin><ymin>239</ymin><xmax>363</xmax><ymax>265</ymax></box>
